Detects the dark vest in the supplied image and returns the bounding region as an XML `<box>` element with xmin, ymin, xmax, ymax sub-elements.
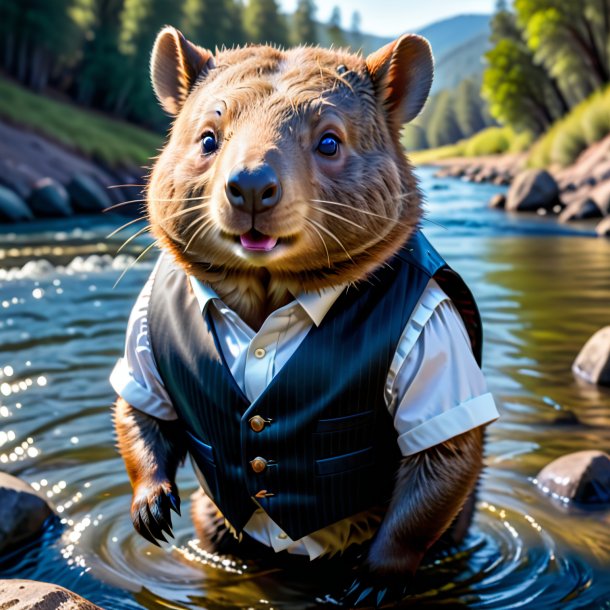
<box><xmin>149</xmin><ymin>231</ymin><xmax>482</xmax><ymax>541</ymax></box>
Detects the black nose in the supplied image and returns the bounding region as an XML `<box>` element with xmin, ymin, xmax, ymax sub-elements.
<box><xmin>225</xmin><ymin>164</ymin><xmax>282</xmax><ymax>214</ymax></box>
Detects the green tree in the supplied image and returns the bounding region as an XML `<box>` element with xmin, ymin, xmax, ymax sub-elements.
<box><xmin>292</xmin><ymin>0</ymin><xmax>317</xmax><ymax>45</ymax></box>
<box><xmin>0</xmin><ymin>0</ymin><xmax>94</xmax><ymax>90</ymax></box>
<box><xmin>244</xmin><ymin>0</ymin><xmax>290</xmax><ymax>47</ymax></box>
<box><xmin>117</xmin><ymin>0</ymin><xmax>180</xmax><ymax>123</ymax></box>
<box><xmin>327</xmin><ymin>6</ymin><xmax>346</xmax><ymax>47</ymax></box>
<box><xmin>454</xmin><ymin>79</ymin><xmax>487</xmax><ymax>136</ymax></box>
<box><xmin>74</xmin><ymin>0</ymin><xmax>125</xmax><ymax>107</ymax></box>
<box><xmin>182</xmin><ymin>0</ymin><xmax>245</xmax><ymax>50</ymax></box>
<box><xmin>482</xmin><ymin>4</ymin><xmax>570</xmax><ymax>134</ymax></box>
<box><xmin>426</xmin><ymin>90</ymin><xmax>463</xmax><ymax>148</ymax></box>
<box><xmin>350</xmin><ymin>10</ymin><xmax>364</xmax><ymax>50</ymax></box>
<box><xmin>515</xmin><ymin>0</ymin><xmax>610</xmax><ymax>95</ymax></box>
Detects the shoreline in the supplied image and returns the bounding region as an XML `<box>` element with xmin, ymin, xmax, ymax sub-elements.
<box><xmin>422</xmin><ymin>135</ymin><xmax>610</xmax><ymax>236</ymax></box>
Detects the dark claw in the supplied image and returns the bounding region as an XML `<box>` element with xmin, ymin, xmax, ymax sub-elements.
<box><xmin>345</xmin><ymin>579</ymin><xmax>360</xmax><ymax>597</ymax></box>
<box><xmin>144</xmin><ymin>505</ymin><xmax>168</xmax><ymax>543</ymax></box>
<box><xmin>151</xmin><ymin>495</ymin><xmax>174</xmax><ymax>538</ymax></box>
<box><xmin>136</xmin><ymin>512</ymin><xmax>161</xmax><ymax>546</ymax></box>
<box><xmin>168</xmin><ymin>491</ymin><xmax>181</xmax><ymax>516</ymax></box>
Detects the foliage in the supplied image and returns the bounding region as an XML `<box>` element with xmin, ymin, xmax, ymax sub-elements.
<box><xmin>409</xmin><ymin>126</ymin><xmax>534</xmax><ymax>165</ymax></box>
<box><xmin>528</xmin><ymin>85</ymin><xmax>610</xmax><ymax>168</ymax></box>
<box><xmin>182</xmin><ymin>0</ymin><xmax>246</xmax><ymax>50</ymax></box>
<box><xmin>482</xmin><ymin>7</ymin><xmax>568</xmax><ymax>135</ymax></box>
<box><xmin>243</xmin><ymin>0</ymin><xmax>289</xmax><ymax>47</ymax></box>
<box><xmin>515</xmin><ymin>0</ymin><xmax>610</xmax><ymax>96</ymax></box>
<box><xmin>328</xmin><ymin>6</ymin><xmax>346</xmax><ymax>47</ymax></box>
<box><xmin>292</xmin><ymin>0</ymin><xmax>317</xmax><ymax>46</ymax></box>
<box><xmin>0</xmin><ymin>77</ymin><xmax>162</xmax><ymax>166</ymax></box>
<box><xmin>403</xmin><ymin>79</ymin><xmax>493</xmax><ymax>151</ymax></box>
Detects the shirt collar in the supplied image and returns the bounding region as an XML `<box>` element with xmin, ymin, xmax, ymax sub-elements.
<box><xmin>189</xmin><ymin>276</ymin><xmax>345</xmax><ymax>327</ymax></box>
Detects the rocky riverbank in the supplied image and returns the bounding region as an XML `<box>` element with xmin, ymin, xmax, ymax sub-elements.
<box><xmin>0</xmin><ymin>120</ymin><xmax>145</xmax><ymax>224</ymax></box>
<box><xmin>432</xmin><ymin>134</ymin><xmax>610</xmax><ymax>236</ymax></box>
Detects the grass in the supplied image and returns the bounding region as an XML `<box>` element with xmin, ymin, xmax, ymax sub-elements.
<box><xmin>409</xmin><ymin>126</ymin><xmax>533</xmax><ymax>165</ymax></box>
<box><xmin>528</xmin><ymin>85</ymin><xmax>610</xmax><ymax>168</ymax></box>
<box><xmin>0</xmin><ymin>77</ymin><xmax>163</xmax><ymax>167</ymax></box>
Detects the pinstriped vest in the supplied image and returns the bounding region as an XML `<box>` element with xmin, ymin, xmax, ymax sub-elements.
<box><xmin>149</xmin><ymin>231</ymin><xmax>482</xmax><ymax>540</ymax></box>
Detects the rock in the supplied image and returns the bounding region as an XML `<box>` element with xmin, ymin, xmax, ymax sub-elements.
<box><xmin>559</xmin><ymin>198</ymin><xmax>603</xmax><ymax>222</ymax></box>
<box><xmin>0</xmin><ymin>186</ymin><xmax>34</xmax><ymax>222</ymax></box>
<box><xmin>596</xmin><ymin>216</ymin><xmax>610</xmax><ymax>236</ymax></box>
<box><xmin>67</xmin><ymin>174</ymin><xmax>112</xmax><ymax>213</ymax></box>
<box><xmin>573</xmin><ymin>326</ymin><xmax>610</xmax><ymax>386</ymax></box>
<box><xmin>27</xmin><ymin>178</ymin><xmax>73</xmax><ymax>218</ymax></box>
<box><xmin>506</xmin><ymin>169</ymin><xmax>560</xmax><ymax>212</ymax></box>
<box><xmin>589</xmin><ymin>180</ymin><xmax>610</xmax><ymax>215</ymax></box>
<box><xmin>0</xmin><ymin>580</ymin><xmax>103</xmax><ymax>609</ymax></box>
<box><xmin>0</xmin><ymin>472</ymin><xmax>53</xmax><ymax>554</ymax></box>
<box><xmin>535</xmin><ymin>451</ymin><xmax>610</xmax><ymax>504</ymax></box>
<box><xmin>488</xmin><ymin>193</ymin><xmax>506</xmax><ymax>209</ymax></box>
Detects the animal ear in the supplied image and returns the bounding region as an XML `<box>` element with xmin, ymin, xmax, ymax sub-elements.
<box><xmin>365</xmin><ymin>34</ymin><xmax>433</xmax><ymax>125</ymax></box>
<box><xmin>150</xmin><ymin>26</ymin><xmax>215</xmax><ymax>116</ymax></box>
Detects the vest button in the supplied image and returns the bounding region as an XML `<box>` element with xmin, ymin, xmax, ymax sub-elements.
<box><xmin>249</xmin><ymin>415</ymin><xmax>266</xmax><ymax>432</ymax></box>
<box><xmin>250</xmin><ymin>457</ymin><xmax>268</xmax><ymax>473</ymax></box>
<box><xmin>254</xmin><ymin>347</ymin><xmax>266</xmax><ymax>359</ymax></box>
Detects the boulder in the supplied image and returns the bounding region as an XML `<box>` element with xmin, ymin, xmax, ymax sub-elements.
<box><xmin>573</xmin><ymin>326</ymin><xmax>610</xmax><ymax>386</ymax></box>
<box><xmin>559</xmin><ymin>198</ymin><xmax>603</xmax><ymax>222</ymax></box>
<box><xmin>488</xmin><ymin>193</ymin><xmax>506</xmax><ymax>209</ymax></box>
<box><xmin>27</xmin><ymin>178</ymin><xmax>72</xmax><ymax>218</ymax></box>
<box><xmin>589</xmin><ymin>180</ymin><xmax>610</xmax><ymax>215</ymax></box>
<box><xmin>67</xmin><ymin>174</ymin><xmax>112</xmax><ymax>213</ymax></box>
<box><xmin>0</xmin><ymin>472</ymin><xmax>53</xmax><ymax>554</ymax></box>
<box><xmin>535</xmin><ymin>451</ymin><xmax>610</xmax><ymax>504</ymax></box>
<box><xmin>596</xmin><ymin>216</ymin><xmax>610</xmax><ymax>236</ymax></box>
<box><xmin>0</xmin><ymin>580</ymin><xmax>103</xmax><ymax>610</ymax></box>
<box><xmin>0</xmin><ymin>186</ymin><xmax>34</xmax><ymax>222</ymax></box>
<box><xmin>506</xmin><ymin>169</ymin><xmax>560</xmax><ymax>212</ymax></box>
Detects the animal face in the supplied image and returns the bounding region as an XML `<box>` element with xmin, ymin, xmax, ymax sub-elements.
<box><xmin>147</xmin><ymin>28</ymin><xmax>433</xmax><ymax>289</ymax></box>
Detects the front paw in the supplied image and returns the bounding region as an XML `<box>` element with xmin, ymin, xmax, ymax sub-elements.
<box><xmin>340</xmin><ymin>570</ymin><xmax>411</xmax><ymax>608</ymax></box>
<box><xmin>130</xmin><ymin>480</ymin><xmax>181</xmax><ymax>546</ymax></box>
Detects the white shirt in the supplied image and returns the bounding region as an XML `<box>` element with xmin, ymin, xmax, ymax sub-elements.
<box><xmin>110</xmin><ymin>258</ymin><xmax>498</xmax><ymax>559</ymax></box>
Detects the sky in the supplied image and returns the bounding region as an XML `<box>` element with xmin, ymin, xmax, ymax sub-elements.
<box><xmin>278</xmin><ymin>0</ymin><xmax>497</xmax><ymax>37</ymax></box>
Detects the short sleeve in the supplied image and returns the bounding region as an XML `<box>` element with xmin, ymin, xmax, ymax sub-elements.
<box><xmin>387</xmin><ymin>281</ymin><xmax>498</xmax><ymax>456</ymax></box>
<box><xmin>109</xmin><ymin>260</ymin><xmax>177</xmax><ymax>420</ymax></box>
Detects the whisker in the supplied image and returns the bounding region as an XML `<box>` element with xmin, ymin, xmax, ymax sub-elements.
<box><xmin>106</xmin><ymin>215</ymin><xmax>148</xmax><ymax>239</ymax></box>
<box><xmin>307</xmin><ymin>218</ymin><xmax>353</xmax><ymax>262</ymax></box>
<box><xmin>184</xmin><ymin>217</ymin><xmax>215</xmax><ymax>253</ymax></box>
<box><xmin>162</xmin><ymin>202</ymin><xmax>210</xmax><ymax>222</ymax></box>
<box><xmin>304</xmin><ymin>220</ymin><xmax>331</xmax><ymax>267</ymax></box>
<box><xmin>113</xmin><ymin>240</ymin><xmax>159</xmax><ymax>289</ymax></box>
<box><xmin>311</xmin><ymin>205</ymin><xmax>366</xmax><ymax>231</ymax></box>
<box><xmin>107</xmin><ymin>184</ymin><xmax>147</xmax><ymax>189</ymax></box>
<box><xmin>103</xmin><ymin>200</ymin><xmax>147</xmax><ymax>213</ymax></box>
<box><xmin>117</xmin><ymin>224</ymin><xmax>151</xmax><ymax>253</ymax></box>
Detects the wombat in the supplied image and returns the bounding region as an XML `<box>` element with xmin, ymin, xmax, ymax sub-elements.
<box><xmin>112</xmin><ymin>26</ymin><xmax>498</xmax><ymax>608</ymax></box>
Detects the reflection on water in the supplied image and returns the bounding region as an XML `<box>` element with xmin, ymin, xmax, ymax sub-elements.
<box><xmin>0</xmin><ymin>169</ymin><xmax>609</xmax><ymax>608</ymax></box>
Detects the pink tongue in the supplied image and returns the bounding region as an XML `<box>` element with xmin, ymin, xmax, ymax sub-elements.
<box><xmin>240</xmin><ymin>231</ymin><xmax>278</xmax><ymax>252</ymax></box>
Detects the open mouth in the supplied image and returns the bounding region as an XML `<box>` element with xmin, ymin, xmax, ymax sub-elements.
<box><xmin>239</xmin><ymin>229</ymin><xmax>278</xmax><ymax>252</ymax></box>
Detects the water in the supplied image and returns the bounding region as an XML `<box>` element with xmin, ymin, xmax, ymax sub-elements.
<box><xmin>0</xmin><ymin>167</ymin><xmax>609</xmax><ymax>609</ymax></box>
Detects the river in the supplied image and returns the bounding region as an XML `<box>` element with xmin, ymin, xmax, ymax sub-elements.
<box><xmin>0</xmin><ymin>167</ymin><xmax>609</xmax><ymax>609</ymax></box>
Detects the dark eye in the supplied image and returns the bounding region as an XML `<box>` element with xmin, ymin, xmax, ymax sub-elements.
<box><xmin>201</xmin><ymin>132</ymin><xmax>218</xmax><ymax>155</ymax></box>
<box><xmin>317</xmin><ymin>134</ymin><xmax>339</xmax><ymax>156</ymax></box>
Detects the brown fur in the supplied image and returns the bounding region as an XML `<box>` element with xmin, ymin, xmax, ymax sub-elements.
<box><xmin>114</xmin><ymin>27</ymin><xmax>487</xmax><ymax>590</ymax></box>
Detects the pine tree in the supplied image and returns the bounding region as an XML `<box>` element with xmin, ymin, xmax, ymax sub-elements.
<box><xmin>426</xmin><ymin>90</ymin><xmax>463</xmax><ymax>148</ymax></box>
<box><xmin>182</xmin><ymin>0</ymin><xmax>244</xmax><ymax>50</ymax></box>
<box><xmin>244</xmin><ymin>0</ymin><xmax>290</xmax><ymax>47</ymax></box>
<box><xmin>292</xmin><ymin>0</ymin><xmax>317</xmax><ymax>45</ymax></box>
<box><xmin>454</xmin><ymin>79</ymin><xmax>486</xmax><ymax>136</ymax></box>
<box><xmin>327</xmin><ymin>5</ymin><xmax>345</xmax><ymax>48</ymax></box>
